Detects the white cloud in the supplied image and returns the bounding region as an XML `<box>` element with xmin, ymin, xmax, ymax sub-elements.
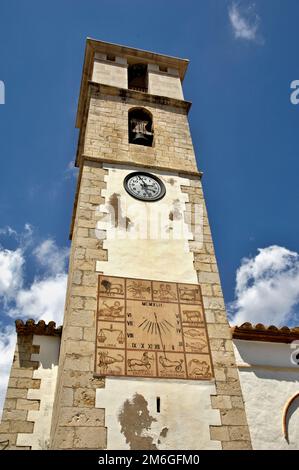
<box><xmin>229</xmin><ymin>246</ymin><xmax>299</xmax><ymax>326</ymax></box>
<box><xmin>0</xmin><ymin>248</ymin><xmax>24</xmax><ymax>301</ymax></box>
<box><xmin>33</xmin><ymin>239</ymin><xmax>69</xmax><ymax>275</ymax></box>
<box><xmin>65</xmin><ymin>160</ymin><xmax>79</xmax><ymax>179</ymax></box>
<box><xmin>9</xmin><ymin>273</ymin><xmax>67</xmax><ymax>325</ymax></box>
<box><xmin>0</xmin><ymin>226</ymin><xmax>18</xmax><ymax>237</ymax></box>
<box><xmin>0</xmin><ymin>226</ymin><xmax>69</xmax><ymax>416</ymax></box>
<box><xmin>0</xmin><ymin>325</ymin><xmax>16</xmax><ymax>417</ymax></box>
<box><xmin>228</xmin><ymin>2</ymin><xmax>261</xmax><ymax>42</ymax></box>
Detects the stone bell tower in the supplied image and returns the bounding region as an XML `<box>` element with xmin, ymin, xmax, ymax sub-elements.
<box><xmin>0</xmin><ymin>38</ymin><xmax>251</xmax><ymax>451</ymax></box>
<box><xmin>47</xmin><ymin>39</ymin><xmax>252</xmax><ymax>450</ymax></box>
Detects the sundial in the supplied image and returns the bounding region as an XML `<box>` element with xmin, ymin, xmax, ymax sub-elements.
<box><xmin>95</xmin><ymin>275</ymin><xmax>213</xmax><ymax>380</ymax></box>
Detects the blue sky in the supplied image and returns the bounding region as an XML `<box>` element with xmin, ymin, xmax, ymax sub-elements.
<box><xmin>0</xmin><ymin>0</ymin><xmax>299</xmax><ymax>408</ymax></box>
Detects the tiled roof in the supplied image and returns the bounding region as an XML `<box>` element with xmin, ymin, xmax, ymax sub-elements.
<box><xmin>15</xmin><ymin>319</ymin><xmax>62</xmax><ymax>337</ymax></box>
<box><xmin>232</xmin><ymin>322</ymin><xmax>299</xmax><ymax>344</ymax></box>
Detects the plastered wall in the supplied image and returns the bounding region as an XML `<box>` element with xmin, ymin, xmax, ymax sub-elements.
<box><xmin>234</xmin><ymin>340</ymin><xmax>299</xmax><ymax>450</ymax></box>
<box><xmin>148</xmin><ymin>65</ymin><xmax>184</xmax><ymax>100</ymax></box>
<box><xmin>94</xmin><ymin>164</ymin><xmax>219</xmax><ymax>449</ymax></box>
<box><xmin>92</xmin><ymin>55</ymin><xmax>128</xmax><ymax>89</ymax></box>
<box><xmin>96</xmin><ymin>377</ymin><xmax>221</xmax><ymax>450</ymax></box>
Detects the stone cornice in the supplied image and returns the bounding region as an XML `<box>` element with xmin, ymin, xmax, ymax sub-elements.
<box><xmin>82</xmin><ymin>154</ymin><xmax>201</xmax><ymax>177</ymax></box>
<box><xmin>15</xmin><ymin>319</ymin><xmax>62</xmax><ymax>337</ymax></box>
<box><xmin>88</xmin><ymin>81</ymin><xmax>192</xmax><ymax>112</ymax></box>
<box><xmin>232</xmin><ymin>322</ymin><xmax>299</xmax><ymax>344</ymax></box>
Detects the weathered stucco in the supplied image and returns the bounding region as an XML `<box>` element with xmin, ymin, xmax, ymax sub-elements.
<box><xmin>234</xmin><ymin>340</ymin><xmax>299</xmax><ymax>450</ymax></box>
<box><xmin>96</xmin><ymin>377</ymin><xmax>221</xmax><ymax>450</ymax></box>
<box><xmin>96</xmin><ymin>164</ymin><xmax>197</xmax><ymax>282</ymax></box>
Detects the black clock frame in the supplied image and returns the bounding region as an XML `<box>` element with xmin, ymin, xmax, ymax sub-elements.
<box><xmin>123</xmin><ymin>171</ymin><xmax>166</xmax><ymax>202</ymax></box>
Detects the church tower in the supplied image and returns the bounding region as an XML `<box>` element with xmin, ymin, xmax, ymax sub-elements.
<box><xmin>0</xmin><ymin>39</ymin><xmax>252</xmax><ymax>450</ymax></box>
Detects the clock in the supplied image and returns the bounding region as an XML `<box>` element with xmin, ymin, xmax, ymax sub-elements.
<box><xmin>124</xmin><ymin>171</ymin><xmax>166</xmax><ymax>201</ymax></box>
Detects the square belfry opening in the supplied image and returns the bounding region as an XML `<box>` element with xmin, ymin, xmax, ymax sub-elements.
<box><xmin>0</xmin><ymin>39</ymin><xmax>252</xmax><ymax>451</ymax></box>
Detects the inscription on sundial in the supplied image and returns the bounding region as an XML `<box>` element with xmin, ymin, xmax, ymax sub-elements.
<box><xmin>95</xmin><ymin>275</ymin><xmax>213</xmax><ymax>380</ymax></box>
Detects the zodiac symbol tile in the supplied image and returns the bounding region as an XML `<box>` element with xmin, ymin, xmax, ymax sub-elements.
<box><xmin>95</xmin><ymin>275</ymin><xmax>213</xmax><ymax>380</ymax></box>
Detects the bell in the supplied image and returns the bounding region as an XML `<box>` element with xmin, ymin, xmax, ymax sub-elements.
<box><xmin>131</xmin><ymin>132</ymin><xmax>150</xmax><ymax>145</ymax></box>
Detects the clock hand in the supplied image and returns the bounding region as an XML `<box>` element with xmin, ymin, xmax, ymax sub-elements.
<box><xmin>154</xmin><ymin>312</ymin><xmax>166</xmax><ymax>358</ymax></box>
<box><xmin>140</xmin><ymin>176</ymin><xmax>154</xmax><ymax>188</ymax></box>
<box><xmin>137</xmin><ymin>175</ymin><xmax>145</xmax><ymax>187</ymax></box>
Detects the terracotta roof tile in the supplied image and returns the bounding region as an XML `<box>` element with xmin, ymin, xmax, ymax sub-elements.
<box><xmin>232</xmin><ymin>322</ymin><xmax>299</xmax><ymax>343</ymax></box>
<box><xmin>15</xmin><ymin>319</ymin><xmax>62</xmax><ymax>337</ymax></box>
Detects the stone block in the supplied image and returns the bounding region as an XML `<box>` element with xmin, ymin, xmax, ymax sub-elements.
<box><xmin>73</xmin><ymin>388</ymin><xmax>95</xmax><ymax>408</ymax></box>
<box><xmin>209</xmin><ymin>338</ymin><xmax>226</xmax><ymax>352</ymax></box>
<box><xmin>60</xmin><ymin>387</ymin><xmax>74</xmax><ymax>406</ymax></box>
<box><xmin>221</xmin><ymin>409</ymin><xmax>248</xmax><ymax>426</ymax></box>
<box><xmin>72</xmin><ymin>270</ymin><xmax>83</xmax><ymax>285</ymax></box>
<box><xmin>16</xmin><ymin>399</ymin><xmax>40</xmax><ymax>411</ymax></box>
<box><xmin>60</xmin><ymin>407</ymin><xmax>104</xmax><ymax>427</ymax></box>
<box><xmin>82</xmin><ymin>272</ymin><xmax>98</xmax><ymax>287</ymax></box>
<box><xmin>83</xmin><ymin>327</ymin><xmax>96</xmax><ymax>342</ymax></box>
<box><xmin>63</xmin><ymin>370</ymin><xmax>104</xmax><ymax>389</ymax></box>
<box><xmin>53</xmin><ymin>428</ymin><xmax>74</xmax><ymax>449</ymax></box>
<box><xmin>17</xmin><ymin>378</ymin><xmax>41</xmax><ymax>389</ymax></box>
<box><xmin>231</xmin><ymin>396</ymin><xmax>245</xmax><ymax>409</ymax></box>
<box><xmin>0</xmin><ymin>433</ymin><xmax>16</xmax><ymax>446</ymax></box>
<box><xmin>72</xmin><ymin>286</ymin><xmax>97</xmax><ymax>297</ymax></box>
<box><xmin>208</xmin><ymin>324</ymin><xmax>232</xmax><ymax>339</ymax></box>
<box><xmin>64</xmin><ymin>354</ymin><xmax>93</xmax><ymax>372</ymax></box>
<box><xmin>213</xmin><ymin>367</ymin><xmax>226</xmax><ymax>382</ymax></box>
<box><xmin>70</xmin><ymin>297</ymin><xmax>84</xmax><ymax>309</ymax></box>
<box><xmin>210</xmin><ymin>350</ymin><xmax>236</xmax><ymax>367</ymax></box>
<box><xmin>203</xmin><ymin>297</ymin><xmax>225</xmax><ymax>311</ymax></box>
<box><xmin>204</xmin><ymin>310</ymin><xmax>215</xmax><ymax>323</ymax></box>
<box><xmin>222</xmin><ymin>440</ymin><xmax>252</xmax><ymax>450</ymax></box>
<box><xmin>8</xmin><ymin>378</ymin><xmax>18</xmax><ymax>388</ymax></box>
<box><xmin>229</xmin><ymin>426</ymin><xmax>251</xmax><ymax>441</ymax></box>
<box><xmin>3</xmin><ymin>399</ymin><xmax>17</xmax><ymax>410</ymax></box>
<box><xmin>211</xmin><ymin>395</ymin><xmax>232</xmax><ymax>410</ymax></box>
<box><xmin>65</xmin><ymin>340</ymin><xmax>95</xmax><ymax>356</ymax></box>
<box><xmin>199</xmin><ymin>283</ymin><xmax>213</xmax><ymax>296</ymax></box>
<box><xmin>73</xmin><ymin>426</ymin><xmax>107</xmax><ymax>449</ymax></box>
<box><xmin>197</xmin><ymin>272</ymin><xmax>219</xmax><ymax>284</ymax></box>
<box><xmin>209</xmin><ymin>425</ymin><xmax>230</xmax><ymax>442</ymax></box>
<box><xmin>216</xmin><ymin>381</ymin><xmax>242</xmax><ymax>396</ymax></box>
<box><xmin>6</xmin><ymin>388</ymin><xmax>28</xmax><ymax>399</ymax></box>
<box><xmin>69</xmin><ymin>310</ymin><xmax>95</xmax><ymax>327</ymax></box>
<box><xmin>84</xmin><ymin>298</ymin><xmax>97</xmax><ymax>310</ymax></box>
<box><xmin>0</xmin><ymin>421</ymin><xmax>10</xmax><ymax>432</ymax></box>
<box><xmin>64</xmin><ymin>326</ymin><xmax>83</xmax><ymax>340</ymax></box>
<box><xmin>10</xmin><ymin>369</ymin><xmax>33</xmax><ymax>379</ymax></box>
<box><xmin>9</xmin><ymin>420</ymin><xmax>34</xmax><ymax>433</ymax></box>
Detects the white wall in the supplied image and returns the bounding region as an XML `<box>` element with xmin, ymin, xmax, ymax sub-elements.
<box><xmin>92</xmin><ymin>54</ymin><xmax>128</xmax><ymax>89</ymax></box>
<box><xmin>148</xmin><ymin>69</ymin><xmax>184</xmax><ymax>100</ymax></box>
<box><xmin>96</xmin><ymin>377</ymin><xmax>221</xmax><ymax>450</ymax></box>
<box><xmin>95</xmin><ymin>164</ymin><xmax>220</xmax><ymax>449</ymax></box>
<box><xmin>17</xmin><ymin>335</ymin><xmax>60</xmax><ymax>450</ymax></box>
<box><xmin>234</xmin><ymin>339</ymin><xmax>299</xmax><ymax>450</ymax></box>
<box><xmin>96</xmin><ymin>164</ymin><xmax>197</xmax><ymax>282</ymax></box>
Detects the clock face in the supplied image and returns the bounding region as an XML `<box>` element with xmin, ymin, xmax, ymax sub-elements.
<box><xmin>124</xmin><ymin>172</ymin><xmax>166</xmax><ymax>201</ymax></box>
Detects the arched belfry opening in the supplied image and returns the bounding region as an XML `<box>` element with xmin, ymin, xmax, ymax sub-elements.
<box><xmin>128</xmin><ymin>108</ymin><xmax>153</xmax><ymax>147</ymax></box>
<box><xmin>128</xmin><ymin>63</ymin><xmax>148</xmax><ymax>92</ymax></box>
